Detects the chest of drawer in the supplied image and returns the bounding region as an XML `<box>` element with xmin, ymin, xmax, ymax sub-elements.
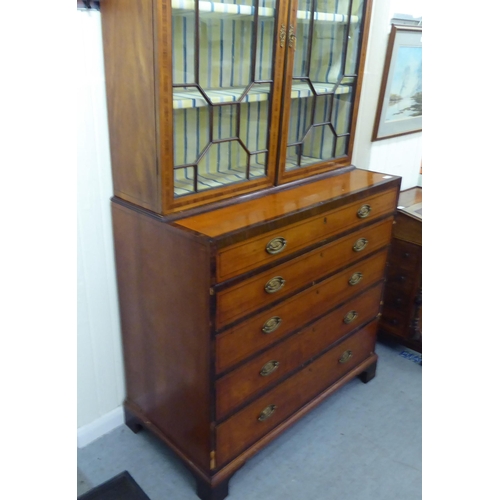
<box><xmin>388</xmin><ymin>239</ymin><xmax>421</xmax><ymax>272</ymax></box>
<box><xmin>215</xmin><ymin>283</ymin><xmax>383</xmax><ymax>419</ymax></box>
<box><xmin>216</xmin><ymin>217</ymin><xmax>394</xmax><ymax>328</ymax></box>
<box><xmin>216</xmin><ymin>189</ymin><xmax>398</xmax><ymax>282</ymax></box>
<box><xmin>215</xmin><ymin>321</ymin><xmax>378</xmax><ymax>466</ymax></box>
<box><xmin>215</xmin><ymin>249</ymin><xmax>388</xmax><ymax>373</ymax></box>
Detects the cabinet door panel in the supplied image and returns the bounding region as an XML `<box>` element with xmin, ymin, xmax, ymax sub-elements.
<box><xmin>166</xmin><ymin>0</ymin><xmax>285</xmax><ymax>205</ymax></box>
<box><xmin>278</xmin><ymin>0</ymin><xmax>368</xmax><ymax>182</ymax></box>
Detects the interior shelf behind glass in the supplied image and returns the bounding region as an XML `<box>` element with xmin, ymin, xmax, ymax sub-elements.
<box><xmin>171</xmin><ymin>0</ymin><xmax>358</xmax><ymax>24</ymax></box>
<box><xmin>173</xmin><ymin>82</ymin><xmax>351</xmax><ymax>109</ymax></box>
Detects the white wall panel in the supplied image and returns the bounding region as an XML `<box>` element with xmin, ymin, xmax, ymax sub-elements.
<box><xmin>352</xmin><ymin>0</ymin><xmax>422</xmax><ymax>189</ymax></box>
<box><xmin>77</xmin><ymin>9</ymin><xmax>125</xmax><ymax>429</ymax></box>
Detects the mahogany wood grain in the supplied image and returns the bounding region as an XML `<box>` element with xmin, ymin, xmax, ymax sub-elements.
<box><xmin>216</xmin><ymin>188</ymin><xmax>397</xmax><ymax>281</ymax></box>
<box><xmin>216</xmin><ymin>283</ymin><xmax>383</xmax><ymax>419</ymax></box>
<box><xmin>387</xmin><ymin>239</ymin><xmax>421</xmax><ymax>272</ymax></box>
<box><xmin>379</xmin><ymin>187</ymin><xmax>421</xmax><ymax>351</ymax></box>
<box><xmin>174</xmin><ymin>169</ymin><xmax>399</xmax><ymax>238</ymax></box>
<box><xmin>394</xmin><ymin>212</ymin><xmax>422</xmax><ymax>246</ymax></box>
<box><xmin>100</xmin><ymin>0</ymin><xmax>159</xmax><ymax>212</ymax></box>
<box><xmin>216</xmin><ymin>217</ymin><xmax>394</xmax><ymax>327</ymax></box>
<box><xmin>215</xmin><ymin>323</ymin><xmax>377</xmax><ymax>465</ymax></box>
<box><xmin>215</xmin><ymin>249</ymin><xmax>388</xmax><ymax>373</ymax></box>
<box><xmin>112</xmin><ymin>203</ymin><xmax>213</xmax><ymax>472</ymax></box>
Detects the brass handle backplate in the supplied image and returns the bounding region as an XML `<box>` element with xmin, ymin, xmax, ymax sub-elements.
<box><xmin>357</xmin><ymin>204</ymin><xmax>372</xmax><ymax>219</ymax></box>
<box><xmin>260</xmin><ymin>360</ymin><xmax>280</xmax><ymax>377</ymax></box>
<box><xmin>266</xmin><ymin>237</ymin><xmax>287</xmax><ymax>255</ymax></box>
<box><xmin>343</xmin><ymin>310</ymin><xmax>358</xmax><ymax>324</ymax></box>
<box><xmin>288</xmin><ymin>25</ymin><xmax>296</xmax><ymax>50</ymax></box>
<box><xmin>348</xmin><ymin>272</ymin><xmax>363</xmax><ymax>286</ymax></box>
<box><xmin>265</xmin><ymin>276</ymin><xmax>286</xmax><ymax>294</ymax></box>
<box><xmin>339</xmin><ymin>350</ymin><xmax>353</xmax><ymax>364</ymax></box>
<box><xmin>258</xmin><ymin>404</ymin><xmax>277</xmax><ymax>422</ymax></box>
<box><xmin>353</xmin><ymin>238</ymin><xmax>368</xmax><ymax>252</ymax></box>
<box><xmin>279</xmin><ymin>24</ymin><xmax>286</xmax><ymax>48</ymax></box>
<box><xmin>262</xmin><ymin>316</ymin><xmax>282</xmax><ymax>334</ymax></box>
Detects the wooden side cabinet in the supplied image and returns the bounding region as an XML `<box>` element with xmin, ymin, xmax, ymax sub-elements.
<box><xmin>378</xmin><ymin>187</ymin><xmax>422</xmax><ymax>352</ymax></box>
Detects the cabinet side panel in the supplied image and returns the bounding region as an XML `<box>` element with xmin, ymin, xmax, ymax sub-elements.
<box><xmin>112</xmin><ymin>203</ymin><xmax>212</xmax><ymax>471</ymax></box>
<box><xmin>101</xmin><ymin>0</ymin><xmax>159</xmax><ymax>212</ymax></box>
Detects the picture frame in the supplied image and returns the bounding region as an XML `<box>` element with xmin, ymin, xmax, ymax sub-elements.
<box><xmin>372</xmin><ymin>24</ymin><xmax>422</xmax><ymax>141</ymax></box>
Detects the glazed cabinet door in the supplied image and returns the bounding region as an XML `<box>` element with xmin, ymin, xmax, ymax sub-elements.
<box><xmin>159</xmin><ymin>0</ymin><xmax>289</xmax><ymax>212</ymax></box>
<box><xmin>277</xmin><ymin>0</ymin><xmax>371</xmax><ymax>183</ymax></box>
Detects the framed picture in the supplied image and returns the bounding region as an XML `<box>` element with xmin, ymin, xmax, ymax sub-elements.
<box><xmin>372</xmin><ymin>25</ymin><xmax>422</xmax><ymax>141</ymax></box>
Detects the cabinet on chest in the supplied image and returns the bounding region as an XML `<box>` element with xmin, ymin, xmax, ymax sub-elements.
<box><xmin>113</xmin><ymin>170</ymin><xmax>400</xmax><ymax>499</ymax></box>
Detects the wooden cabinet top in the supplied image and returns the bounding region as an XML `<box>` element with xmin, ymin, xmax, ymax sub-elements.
<box><xmin>174</xmin><ymin>169</ymin><xmax>399</xmax><ymax>239</ymax></box>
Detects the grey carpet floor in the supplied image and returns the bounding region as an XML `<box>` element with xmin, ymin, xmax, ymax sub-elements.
<box><xmin>78</xmin><ymin>340</ymin><xmax>422</xmax><ymax>500</ymax></box>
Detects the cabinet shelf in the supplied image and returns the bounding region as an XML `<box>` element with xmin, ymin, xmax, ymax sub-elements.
<box><xmin>174</xmin><ymin>164</ymin><xmax>266</xmax><ymax>196</ymax></box>
<box><xmin>173</xmin><ymin>82</ymin><xmax>351</xmax><ymax>109</ymax></box>
<box><xmin>171</xmin><ymin>0</ymin><xmax>358</xmax><ymax>24</ymax></box>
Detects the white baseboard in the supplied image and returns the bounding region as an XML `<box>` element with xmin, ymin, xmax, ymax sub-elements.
<box><xmin>77</xmin><ymin>406</ymin><xmax>124</xmax><ymax>448</ymax></box>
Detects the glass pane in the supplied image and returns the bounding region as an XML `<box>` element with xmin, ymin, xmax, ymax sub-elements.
<box><xmin>213</xmin><ymin>104</ymin><xmax>238</xmax><ymax>140</ymax></box>
<box><xmin>286</xmin><ymin>0</ymin><xmax>365</xmax><ymax>172</ymax></box>
<box><xmin>335</xmin><ymin>135</ymin><xmax>348</xmax><ymax>157</ymax></box>
<box><xmin>173</xmin><ymin>94</ymin><xmax>210</xmax><ymax>165</ymax></box>
<box><xmin>173</xmin><ymin>166</ymin><xmax>196</xmax><ymax>197</ymax></box>
<box><xmin>345</xmin><ymin>0</ymin><xmax>365</xmax><ymax>76</ymax></box>
<box><xmin>249</xmin><ymin>152</ymin><xmax>267</xmax><ymax>179</ymax></box>
<box><xmin>171</xmin><ymin>0</ymin><xmax>277</xmax><ymax>197</ymax></box>
<box><xmin>239</xmin><ymin>83</ymin><xmax>271</xmax><ymax>153</ymax></box>
<box><xmin>314</xmin><ymin>95</ymin><xmax>332</xmax><ymax>124</ymax></box>
<box><xmin>332</xmin><ymin>91</ymin><xmax>352</xmax><ymax>136</ymax></box>
<box><xmin>302</xmin><ymin>125</ymin><xmax>336</xmax><ymax>163</ymax></box>
<box><xmin>197</xmin><ymin>141</ymin><xmax>249</xmax><ymax>192</ymax></box>
<box><xmin>287</xmin><ymin>96</ymin><xmax>314</xmax><ymax>145</ymax></box>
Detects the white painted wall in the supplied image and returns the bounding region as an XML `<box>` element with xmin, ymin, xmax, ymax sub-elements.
<box><xmin>352</xmin><ymin>0</ymin><xmax>422</xmax><ymax>190</ymax></box>
<box><xmin>77</xmin><ymin>9</ymin><xmax>125</xmax><ymax>435</ymax></box>
<box><xmin>76</xmin><ymin>0</ymin><xmax>422</xmax><ymax>441</ymax></box>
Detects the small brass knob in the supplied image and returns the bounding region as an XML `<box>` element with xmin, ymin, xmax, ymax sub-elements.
<box><xmin>262</xmin><ymin>316</ymin><xmax>282</xmax><ymax>334</ymax></box>
<box><xmin>260</xmin><ymin>360</ymin><xmax>280</xmax><ymax>377</ymax></box>
<box><xmin>348</xmin><ymin>272</ymin><xmax>363</xmax><ymax>286</ymax></box>
<box><xmin>357</xmin><ymin>204</ymin><xmax>372</xmax><ymax>219</ymax></box>
<box><xmin>266</xmin><ymin>237</ymin><xmax>287</xmax><ymax>255</ymax></box>
<box><xmin>343</xmin><ymin>310</ymin><xmax>358</xmax><ymax>324</ymax></box>
<box><xmin>258</xmin><ymin>404</ymin><xmax>277</xmax><ymax>422</ymax></box>
<box><xmin>339</xmin><ymin>350</ymin><xmax>353</xmax><ymax>364</ymax></box>
<box><xmin>353</xmin><ymin>238</ymin><xmax>368</xmax><ymax>252</ymax></box>
<box><xmin>265</xmin><ymin>276</ymin><xmax>286</xmax><ymax>294</ymax></box>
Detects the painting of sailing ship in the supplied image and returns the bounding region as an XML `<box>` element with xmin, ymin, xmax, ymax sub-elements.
<box><xmin>385</xmin><ymin>46</ymin><xmax>422</xmax><ymax>122</ymax></box>
<box><xmin>372</xmin><ymin>25</ymin><xmax>422</xmax><ymax>141</ymax></box>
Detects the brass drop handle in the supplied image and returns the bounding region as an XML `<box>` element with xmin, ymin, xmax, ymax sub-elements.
<box><xmin>353</xmin><ymin>238</ymin><xmax>368</xmax><ymax>252</ymax></box>
<box><xmin>348</xmin><ymin>272</ymin><xmax>363</xmax><ymax>286</ymax></box>
<box><xmin>265</xmin><ymin>276</ymin><xmax>286</xmax><ymax>294</ymax></box>
<box><xmin>262</xmin><ymin>316</ymin><xmax>282</xmax><ymax>334</ymax></box>
<box><xmin>357</xmin><ymin>204</ymin><xmax>372</xmax><ymax>219</ymax></box>
<box><xmin>339</xmin><ymin>350</ymin><xmax>353</xmax><ymax>364</ymax></box>
<box><xmin>279</xmin><ymin>24</ymin><xmax>286</xmax><ymax>48</ymax></box>
<box><xmin>260</xmin><ymin>360</ymin><xmax>280</xmax><ymax>377</ymax></box>
<box><xmin>343</xmin><ymin>310</ymin><xmax>358</xmax><ymax>324</ymax></box>
<box><xmin>288</xmin><ymin>25</ymin><xmax>296</xmax><ymax>50</ymax></box>
<box><xmin>258</xmin><ymin>404</ymin><xmax>277</xmax><ymax>422</ymax></box>
<box><xmin>266</xmin><ymin>237</ymin><xmax>287</xmax><ymax>255</ymax></box>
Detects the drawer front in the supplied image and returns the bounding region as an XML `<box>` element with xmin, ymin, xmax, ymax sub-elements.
<box><xmin>379</xmin><ymin>305</ymin><xmax>411</xmax><ymax>336</ymax></box>
<box><xmin>216</xmin><ymin>321</ymin><xmax>377</xmax><ymax>466</ymax></box>
<box><xmin>388</xmin><ymin>239</ymin><xmax>421</xmax><ymax>272</ymax></box>
<box><xmin>217</xmin><ymin>189</ymin><xmax>398</xmax><ymax>282</ymax></box>
<box><xmin>216</xmin><ymin>217</ymin><xmax>394</xmax><ymax>328</ymax></box>
<box><xmin>216</xmin><ymin>249</ymin><xmax>388</xmax><ymax>373</ymax></box>
<box><xmin>216</xmin><ymin>284</ymin><xmax>383</xmax><ymax>419</ymax></box>
<box><xmin>385</xmin><ymin>266</ymin><xmax>418</xmax><ymax>295</ymax></box>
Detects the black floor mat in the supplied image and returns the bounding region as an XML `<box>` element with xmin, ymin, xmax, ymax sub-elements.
<box><xmin>78</xmin><ymin>471</ymin><xmax>151</xmax><ymax>500</ymax></box>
